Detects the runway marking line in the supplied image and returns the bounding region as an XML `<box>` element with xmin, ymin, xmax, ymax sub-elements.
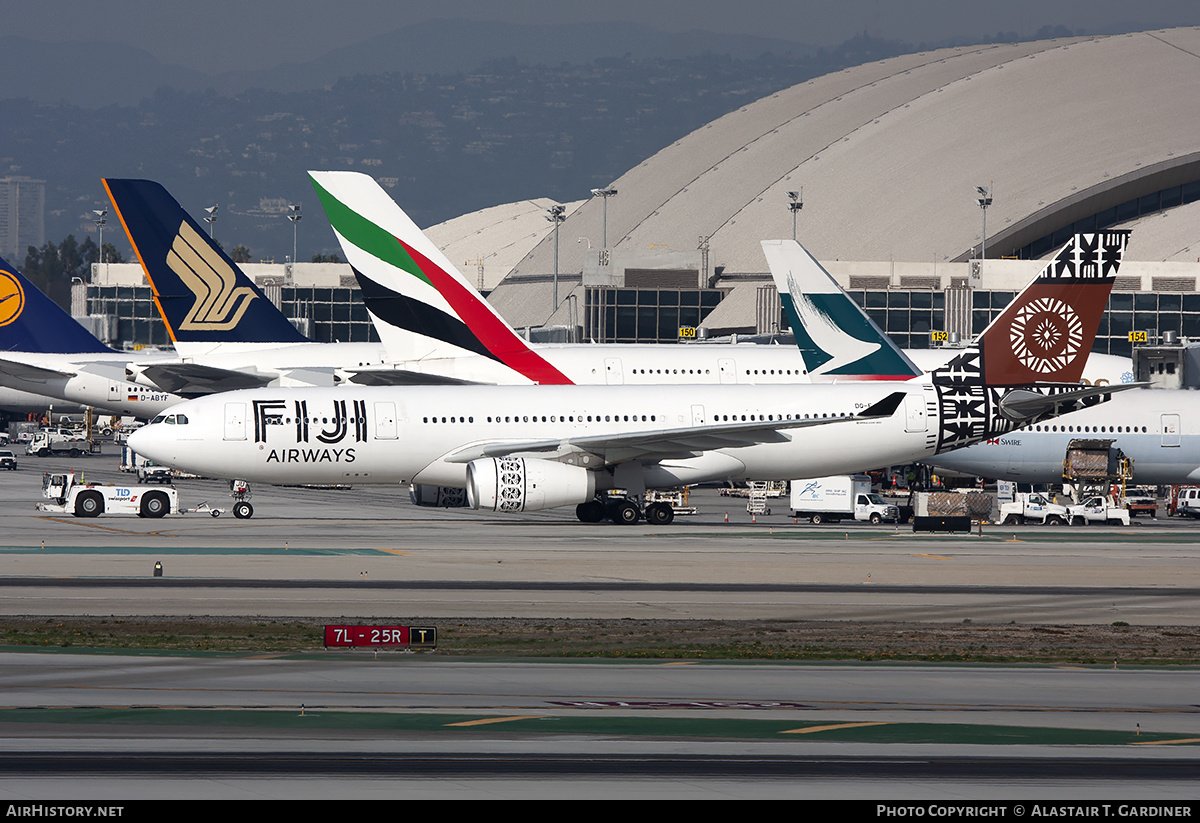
<box><xmin>34</xmin><ymin>517</ymin><xmax>177</xmax><ymax>537</ymax></box>
<box><xmin>378</xmin><ymin>549</ymin><xmax>412</xmax><ymax>556</ymax></box>
<box><xmin>782</xmin><ymin>722</ymin><xmax>890</xmax><ymax>734</ymax></box>
<box><xmin>910</xmin><ymin>553</ymin><xmax>953</xmax><ymax>560</ymax></box>
<box><xmin>1132</xmin><ymin>737</ymin><xmax>1200</xmax><ymax>745</ymax></box>
<box><xmin>445</xmin><ymin>716</ymin><xmax>546</xmax><ymax>727</ymax></box>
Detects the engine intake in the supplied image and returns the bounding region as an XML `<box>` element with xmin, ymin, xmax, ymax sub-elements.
<box><xmin>466</xmin><ymin>457</ymin><xmax>596</xmax><ymax>512</ymax></box>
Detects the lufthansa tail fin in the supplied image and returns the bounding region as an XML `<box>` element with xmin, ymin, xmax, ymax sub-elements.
<box><xmin>0</xmin><ymin>256</ymin><xmax>112</xmax><ymax>354</ymax></box>
<box><xmin>308</xmin><ymin>170</ymin><xmax>573</xmax><ymax>385</ymax></box>
<box><xmin>929</xmin><ymin>230</ymin><xmax>1130</xmax><ymax>453</ymax></box>
<box><xmin>761</xmin><ymin>239</ymin><xmax>921</xmax><ymax>380</ymax></box>
<box><xmin>103</xmin><ymin>178</ymin><xmax>309</xmax><ymax>348</ymax></box>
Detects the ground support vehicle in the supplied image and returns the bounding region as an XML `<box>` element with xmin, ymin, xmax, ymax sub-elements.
<box><xmin>25</xmin><ymin>430</ymin><xmax>94</xmax><ymax>457</ymax></box>
<box><xmin>37</xmin><ymin>471</ymin><xmax>179</xmax><ymax>518</ymax></box>
<box><xmin>1000</xmin><ymin>492</ymin><xmax>1070</xmax><ymax>525</ymax></box>
<box><xmin>1169</xmin><ymin>486</ymin><xmax>1200</xmax><ymax>518</ymax></box>
<box><xmin>1124</xmin><ymin>487</ymin><xmax>1159</xmax><ymax>518</ymax></box>
<box><xmin>0</xmin><ymin>450</ymin><xmax>16</xmax><ymax>470</ymax></box>
<box><xmin>789</xmin><ymin>475</ymin><xmax>898</xmax><ymax>525</ymax></box>
<box><xmin>136</xmin><ymin>462</ymin><xmax>174</xmax><ymax>483</ymax></box>
<box><xmin>644</xmin><ymin>488</ymin><xmax>697</xmax><ymax>516</ymax></box>
<box><xmin>1067</xmin><ymin>494</ymin><xmax>1132</xmax><ymax>526</ymax></box>
<box><xmin>746</xmin><ymin>490</ymin><xmax>771</xmax><ymax>516</ymax></box>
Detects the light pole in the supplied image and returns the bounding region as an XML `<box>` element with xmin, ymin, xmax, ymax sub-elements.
<box><xmin>590</xmin><ymin>187</ymin><xmax>617</xmax><ymax>248</ymax></box>
<box><xmin>288</xmin><ymin>204</ymin><xmax>302</xmax><ymax>264</ymax></box>
<box><xmin>546</xmin><ymin>204</ymin><xmax>566</xmax><ymax>311</ymax></box>
<box><xmin>92</xmin><ymin>208</ymin><xmax>107</xmax><ymax>266</ymax></box>
<box><xmin>787</xmin><ymin>189</ymin><xmax>803</xmax><ymax>241</ymax></box>
<box><xmin>975</xmin><ymin>184</ymin><xmax>993</xmax><ymax>261</ymax></box>
<box><xmin>204</xmin><ymin>204</ymin><xmax>219</xmax><ymax>240</ymax></box>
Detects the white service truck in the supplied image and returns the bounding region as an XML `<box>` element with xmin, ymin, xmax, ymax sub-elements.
<box><xmin>37</xmin><ymin>471</ymin><xmax>179</xmax><ymax>518</ymax></box>
<box><xmin>789</xmin><ymin>475</ymin><xmax>899</xmax><ymax>524</ymax></box>
<box><xmin>1067</xmin><ymin>495</ymin><xmax>1132</xmax><ymax>526</ymax></box>
<box><xmin>25</xmin><ymin>430</ymin><xmax>92</xmax><ymax>457</ymax></box>
<box><xmin>999</xmin><ymin>492</ymin><xmax>1070</xmax><ymax>525</ymax></box>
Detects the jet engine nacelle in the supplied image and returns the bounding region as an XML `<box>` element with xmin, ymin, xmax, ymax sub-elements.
<box><xmin>466</xmin><ymin>457</ymin><xmax>596</xmax><ymax>512</ymax></box>
<box><xmin>409</xmin><ymin>484</ymin><xmax>469</xmax><ymax>508</ymax></box>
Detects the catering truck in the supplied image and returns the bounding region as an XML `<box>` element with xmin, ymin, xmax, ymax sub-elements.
<box><xmin>789</xmin><ymin>475</ymin><xmax>899</xmax><ymax>524</ymax></box>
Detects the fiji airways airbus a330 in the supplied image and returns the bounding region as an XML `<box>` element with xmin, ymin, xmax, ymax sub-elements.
<box><xmin>128</xmin><ymin>231</ymin><xmax>1131</xmax><ymax>523</ymax></box>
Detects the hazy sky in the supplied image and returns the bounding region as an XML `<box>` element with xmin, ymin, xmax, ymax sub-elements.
<box><xmin>6</xmin><ymin>0</ymin><xmax>1199</xmax><ymax>73</ymax></box>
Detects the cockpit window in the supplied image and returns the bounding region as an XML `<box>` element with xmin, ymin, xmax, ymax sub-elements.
<box><xmin>150</xmin><ymin>414</ymin><xmax>167</xmax><ymax>425</ymax></box>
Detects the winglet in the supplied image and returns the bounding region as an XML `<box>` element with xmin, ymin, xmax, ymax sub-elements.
<box><xmin>103</xmin><ymin>178</ymin><xmax>309</xmax><ymax>346</ymax></box>
<box><xmin>762</xmin><ymin>239</ymin><xmax>921</xmax><ymax>380</ymax></box>
<box><xmin>308</xmin><ymin>170</ymin><xmax>574</xmax><ymax>385</ymax></box>
<box><xmin>0</xmin><ymin>255</ymin><xmax>111</xmax><ymax>353</ymax></box>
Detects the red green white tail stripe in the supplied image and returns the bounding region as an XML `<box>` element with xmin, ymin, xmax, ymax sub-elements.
<box><xmin>309</xmin><ymin>171</ymin><xmax>572</xmax><ymax>385</ymax></box>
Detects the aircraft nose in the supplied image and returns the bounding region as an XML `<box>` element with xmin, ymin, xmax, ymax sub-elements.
<box><xmin>126</xmin><ymin>425</ymin><xmax>165</xmax><ymax>462</ymax></box>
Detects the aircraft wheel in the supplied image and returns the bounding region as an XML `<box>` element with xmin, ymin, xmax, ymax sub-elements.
<box><xmin>575</xmin><ymin>500</ymin><xmax>605</xmax><ymax>523</ymax></box>
<box><xmin>609</xmin><ymin>500</ymin><xmax>640</xmax><ymax>525</ymax></box>
<box><xmin>233</xmin><ymin>501</ymin><xmax>254</xmax><ymax>519</ymax></box>
<box><xmin>74</xmin><ymin>491</ymin><xmax>103</xmax><ymax>518</ymax></box>
<box><xmin>645</xmin><ymin>502</ymin><xmax>674</xmax><ymax>526</ymax></box>
<box><xmin>141</xmin><ymin>491</ymin><xmax>169</xmax><ymax>519</ymax></box>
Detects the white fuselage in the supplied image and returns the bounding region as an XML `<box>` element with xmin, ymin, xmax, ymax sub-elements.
<box><xmin>929</xmin><ymin>389</ymin><xmax>1200</xmax><ymax>485</ymax></box>
<box><xmin>127</xmin><ymin>383</ymin><xmax>939</xmax><ymax>494</ymax></box>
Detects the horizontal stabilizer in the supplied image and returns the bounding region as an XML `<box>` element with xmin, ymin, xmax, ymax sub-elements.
<box><xmin>998</xmin><ymin>383</ymin><xmax>1142</xmax><ymax>420</ymax></box>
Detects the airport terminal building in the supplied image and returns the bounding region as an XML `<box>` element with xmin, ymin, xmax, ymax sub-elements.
<box><xmin>80</xmin><ymin>27</ymin><xmax>1200</xmax><ymax>359</ymax></box>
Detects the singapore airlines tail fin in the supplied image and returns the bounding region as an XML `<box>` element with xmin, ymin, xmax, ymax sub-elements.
<box><xmin>308</xmin><ymin>170</ymin><xmax>573</xmax><ymax>385</ymax></box>
<box><xmin>0</xmin><ymin>255</ymin><xmax>112</xmax><ymax>354</ymax></box>
<box><xmin>928</xmin><ymin>230</ymin><xmax>1130</xmax><ymax>452</ymax></box>
<box><xmin>762</xmin><ymin>239</ymin><xmax>921</xmax><ymax>380</ymax></box>
<box><xmin>103</xmin><ymin>178</ymin><xmax>310</xmax><ymax>352</ymax></box>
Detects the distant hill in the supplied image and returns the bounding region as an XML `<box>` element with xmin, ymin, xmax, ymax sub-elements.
<box><xmin>1</xmin><ymin>20</ymin><xmax>814</xmax><ymax>108</ymax></box>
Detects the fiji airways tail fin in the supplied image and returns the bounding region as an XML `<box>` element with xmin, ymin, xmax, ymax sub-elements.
<box><xmin>308</xmin><ymin>170</ymin><xmax>572</xmax><ymax>385</ymax></box>
<box><xmin>762</xmin><ymin>239</ymin><xmax>921</xmax><ymax>380</ymax></box>
<box><xmin>929</xmin><ymin>230</ymin><xmax>1130</xmax><ymax>453</ymax></box>
<box><xmin>0</xmin><ymin>256</ymin><xmax>111</xmax><ymax>354</ymax></box>
<box><xmin>103</xmin><ymin>178</ymin><xmax>309</xmax><ymax>350</ymax></box>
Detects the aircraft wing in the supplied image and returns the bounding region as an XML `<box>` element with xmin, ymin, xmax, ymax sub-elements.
<box><xmin>0</xmin><ymin>357</ymin><xmax>76</xmax><ymax>383</ymax></box>
<box><xmin>442</xmin><ymin>391</ymin><xmax>906</xmax><ymax>466</ymax></box>
<box><xmin>134</xmin><ymin>363</ymin><xmax>274</xmax><ymax>396</ymax></box>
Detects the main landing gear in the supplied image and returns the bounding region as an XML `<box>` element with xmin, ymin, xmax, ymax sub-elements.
<box><xmin>575</xmin><ymin>496</ymin><xmax>675</xmax><ymax>526</ymax></box>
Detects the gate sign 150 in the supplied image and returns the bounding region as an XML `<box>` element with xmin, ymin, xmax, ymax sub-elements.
<box><xmin>324</xmin><ymin>625</ymin><xmax>438</xmax><ymax>648</ymax></box>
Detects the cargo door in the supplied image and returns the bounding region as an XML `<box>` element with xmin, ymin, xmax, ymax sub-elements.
<box><xmin>223</xmin><ymin>402</ymin><xmax>246</xmax><ymax>441</ymax></box>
